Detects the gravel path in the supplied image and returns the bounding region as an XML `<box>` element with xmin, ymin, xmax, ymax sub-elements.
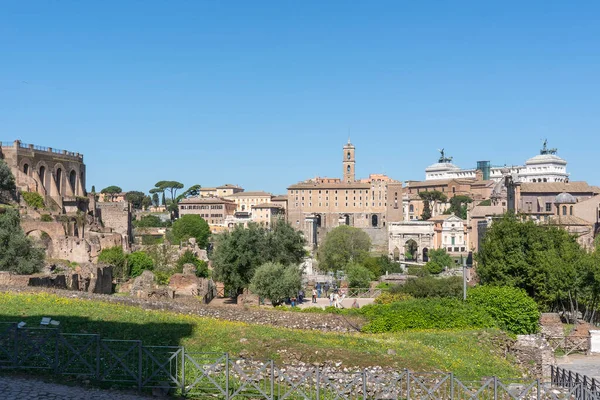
<box><xmin>0</xmin><ymin>375</ymin><xmax>155</xmax><ymax>400</ymax></box>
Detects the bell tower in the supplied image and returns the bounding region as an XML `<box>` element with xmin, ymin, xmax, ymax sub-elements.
<box><xmin>343</xmin><ymin>139</ymin><xmax>355</xmax><ymax>183</ymax></box>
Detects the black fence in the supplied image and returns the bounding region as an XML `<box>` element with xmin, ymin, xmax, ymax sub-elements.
<box><xmin>2</xmin><ymin>321</ymin><xmax>600</xmax><ymax>399</ymax></box>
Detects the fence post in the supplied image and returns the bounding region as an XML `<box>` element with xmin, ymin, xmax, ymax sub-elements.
<box><xmin>450</xmin><ymin>372</ymin><xmax>454</xmax><ymax>400</ymax></box>
<box><xmin>96</xmin><ymin>335</ymin><xmax>101</xmax><ymax>381</ymax></box>
<box><xmin>406</xmin><ymin>369</ymin><xmax>411</xmax><ymax>400</ymax></box>
<box><xmin>536</xmin><ymin>379</ymin><xmax>540</xmax><ymax>400</ymax></box>
<box><xmin>362</xmin><ymin>369</ymin><xmax>367</xmax><ymax>400</ymax></box>
<box><xmin>54</xmin><ymin>330</ymin><xmax>59</xmax><ymax>374</ymax></box>
<box><xmin>551</xmin><ymin>365</ymin><xmax>555</xmax><ymax>385</ymax></box>
<box><xmin>493</xmin><ymin>376</ymin><xmax>498</xmax><ymax>400</ymax></box>
<box><xmin>270</xmin><ymin>360</ymin><xmax>275</xmax><ymax>400</ymax></box>
<box><xmin>316</xmin><ymin>367</ymin><xmax>320</xmax><ymax>400</ymax></box>
<box><xmin>225</xmin><ymin>353</ymin><xmax>230</xmax><ymax>400</ymax></box>
<box><xmin>138</xmin><ymin>341</ymin><xmax>143</xmax><ymax>392</ymax></box>
<box><xmin>180</xmin><ymin>346</ymin><xmax>186</xmax><ymax>395</ymax></box>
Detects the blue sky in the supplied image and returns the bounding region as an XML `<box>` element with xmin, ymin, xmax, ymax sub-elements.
<box><xmin>1</xmin><ymin>1</ymin><xmax>598</xmax><ymax>195</ymax></box>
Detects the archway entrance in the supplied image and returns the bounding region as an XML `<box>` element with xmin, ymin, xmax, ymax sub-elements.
<box><xmin>423</xmin><ymin>247</ymin><xmax>429</xmax><ymax>262</ymax></box>
<box><xmin>343</xmin><ymin>214</ymin><xmax>350</xmax><ymax>226</ymax></box>
<box><xmin>27</xmin><ymin>230</ymin><xmax>53</xmax><ymax>257</ymax></box>
<box><xmin>371</xmin><ymin>214</ymin><xmax>378</xmax><ymax>227</ymax></box>
<box><xmin>315</xmin><ymin>214</ymin><xmax>322</xmax><ymax>228</ymax></box>
<box><xmin>405</xmin><ymin>239</ymin><xmax>418</xmax><ymax>261</ymax></box>
<box><xmin>393</xmin><ymin>247</ymin><xmax>400</xmax><ymax>262</ymax></box>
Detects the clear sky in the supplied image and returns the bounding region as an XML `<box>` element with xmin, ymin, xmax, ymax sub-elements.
<box><xmin>1</xmin><ymin>1</ymin><xmax>598</xmax><ymax>195</ymax></box>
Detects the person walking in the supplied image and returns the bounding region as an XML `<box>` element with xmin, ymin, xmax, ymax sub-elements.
<box><xmin>324</xmin><ymin>283</ymin><xmax>330</xmax><ymax>298</ymax></box>
<box><xmin>329</xmin><ymin>291</ymin><xmax>334</xmax><ymax>307</ymax></box>
<box><xmin>316</xmin><ymin>283</ymin><xmax>322</xmax><ymax>298</ymax></box>
<box><xmin>333</xmin><ymin>291</ymin><xmax>340</xmax><ymax>308</ymax></box>
<box><xmin>312</xmin><ymin>288</ymin><xmax>317</xmax><ymax>303</ymax></box>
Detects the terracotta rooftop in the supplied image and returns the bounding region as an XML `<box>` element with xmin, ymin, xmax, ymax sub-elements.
<box><xmin>469</xmin><ymin>205</ymin><xmax>505</xmax><ymax>218</ymax></box>
<box><xmin>428</xmin><ymin>214</ymin><xmax>453</xmax><ymax>222</ymax></box>
<box><xmin>271</xmin><ymin>195</ymin><xmax>288</xmax><ymax>201</ymax></box>
<box><xmin>546</xmin><ymin>215</ymin><xmax>593</xmax><ymax>226</ymax></box>
<box><xmin>520</xmin><ymin>181</ymin><xmax>599</xmax><ymax>194</ymax></box>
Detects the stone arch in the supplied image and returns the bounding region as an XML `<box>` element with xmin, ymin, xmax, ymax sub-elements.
<box><xmin>423</xmin><ymin>247</ymin><xmax>429</xmax><ymax>262</ymax></box>
<box><xmin>343</xmin><ymin>214</ymin><xmax>350</xmax><ymax>226</ymax></box>
<box><xmin>315</xmin><ymin>214</ymin><xmax>322</xmax><ymax>228</ymax></box>
<box><xmin>19</xmin><ymin>157</ymin><xmax>33</xmax><ymax>176</ymax></box>
<box><xmin>35</xmin><ymin>161</ymin><xmax>50</xmax><ymax>190</ymax></box>
<box><xmin>25</xmin><ymin>229</ymin><xmax>54</xmax><ymax>257</ymax></box>
<box><xmin>53</xmin><ymin>162</ymin><xmax>67</xmax><ymax>196</ymax></box>
<box><xmin>405</xmin><ymin>239</ymin><xmax>419</xmax><ymax>261</ymax></box>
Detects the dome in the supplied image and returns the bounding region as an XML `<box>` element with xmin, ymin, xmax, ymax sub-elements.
<box><xmin>526</xmin><ymin>154</ymin><xmax>567</xmax><ymax>166</ymax></box>
<box><xmin>555</xmin><ymin>192</ymin><xmax>576</xmax><ymax>204</ymax></box>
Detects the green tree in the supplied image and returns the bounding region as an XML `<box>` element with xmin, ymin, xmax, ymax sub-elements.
<box><xmin>141</xmin><ymin>196</ymin><xmax>152</xmax><ymax>210</ymax></box>
<box><xmin>264</xmin><ymin>220</ymin><xmax>306</xmax><ymax>265</ymax></box>
<box><xmin>151</xmin><ymin>193</ymin><xmax>159</xmax><ymax>207</ymax></box>
<box><xmin>171</xmin><ymin>215</ymin><xmax>210</xmax><ymax>247</ymax></box>
<box><xmin>250</xmin><ymin>262</ymin><xmax>302</xmax><ymax>306</ymax></box>
<box><xmin>0</xmin><ymin>160</ymin><xmax>16</xmax><ymax>202</ymax></box>
<box><xmin>392</xmin><ymin>276</ymin><xmax>463</xmax><ymax>298</ymax></box>
<box><xmin>176</xmin><ymin>250</ymin><xmax>209</xmax><ymax>278</ymax></box>
<box><xmin>133</xmin><ymin>214</ymin><xmax>170</xmax><ymax>228</ymax></box>
<box><xmin>128</xmin><ymin>251</ymin><xmax>154</xmax><ymax>278</ymax></box>
<box><xmin>176</xmin><ymin>184</ymin><xmax>202</xmax><ymax>202</ymax></box>
<box><xmin>0</xmin><ymin>208</ymin><xmax>45</xmax><ymax>274</ymax></box>
<box><xmin>152</xmin><ymin>181</ymin><xmax>184</xmax><ymax>204</ymax></box>
<box><xmin>212</xmin><ymin>222</ymin><xmax>307</xmax><ymax>296</ymax></box>
<box><xmin>21</xmin><ymin>192</ymin><xmax>45</xmax><ymax>209</ymax></box>
<box><xmin>91</xmin><ymin>185</ymin><xmax>96</xmax><ymax>193</ymax></box>
<box><xmin>125</xmin><ymin>191</ymin><xmax>147</xmax><ymax>210</ymax></box>
<box><xmin>98</xmin><ymin>246</ymin><xmax>128</xmax><ymax>279</ymax></box>
<box><xmin>476</xmin><ymin>213</ymin><xmax>584</xmax><ymax>310</ymax></box>
<box><xmin>145</xmin><ymin>244</ymin><xmax>179</xmax><ymax>284</ymax></box>
<box><xmin>346</xmin><ymin>262</ymin><xmax>373</xmax><ymax>288</ymax></box>
<box><xmin>425</xmin><ymin>249</ymin><xmax>454</xmax><ymax>274</ymax></box>
<box><xmin>212</xmin><ymin>224</ymin><xmax>268</xmax><ymax>295</ymax></box>
<box><xmin>419</xmin><ymin>190</ymin><xmax>447</xmax><ymax>221</ymax></box>
<box><xmin>317</xmin><ymin>225</ymin><xmax>371</xmax><ymax>272</ymax></box>
<box><xmin>100</xmin><ymin>186</ymin><xmax>122</xmax><ymax>201</ymax></box>
<box><xmin>444</xmin><ymin>195</ymin><xmax>472</xmax><ymax>219</ymax></box>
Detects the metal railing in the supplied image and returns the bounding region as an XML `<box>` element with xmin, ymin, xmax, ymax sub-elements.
<box><xmin>1</xmin><ymin>322</ymin><xmax>599</xmax><ymax>399</ymax></box>
<box><xmin>551</xmin><ymin>365</ymin><xmax>600</xmax><ymax>398</ymax></box>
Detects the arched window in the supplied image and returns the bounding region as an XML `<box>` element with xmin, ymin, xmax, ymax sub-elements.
<box><xmin>409</xmin><ymin>204</ymin><xmax>414</xmax><ymax>213</ymax></box>
<box><xmin>570</xmin><ymin>206</ymin><xmax>573</xmax><ymax>215</ymax></box>
<box><xmin>55</xmin><ymin>168</ymin><xmax>62</xmax><ymax>194</ymax></box>
<box><xmin>543</xmin><ymin>178</ymin><xmax>547</xmax><ymax>182</ymax></box>
<box><xmin>371</xmin><ymin>214</ymin><xmax>378</xmax><ymax>227</ymax></box>
<box><xmin>69</xmin><ymin>170</ymin><xmax>77</xmax><ymax>192</ymax></box>
<box><xmin>347</xmin><ymin>165</ymin><xmax>350</xmax><ymax>172</ymax></box>
<box><xmin>241</xmin><ymin>205</ymin><xmax>245</xmax><ymax>211</ymax></box>
<box><xmin>23</xmin><ymin>164</ymin><xmax>29</xmax><ymax>175</ymax></box>
<box><xmin>562</xmin><ymin>206</ymin><xmax>567</xmax><ymax>216</ymax></box>
<box><xmin>347</xmin><ymin>151</ymin><xmax>351</xmax><ymax>160</ymax></box>
<box><xmin>39</xmin><ymin>166</ymin><xmax>46</xmax><ymax>187</ymax></box>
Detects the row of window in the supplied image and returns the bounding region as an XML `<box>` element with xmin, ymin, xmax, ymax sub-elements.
<box><xmin>291</xmin><ymin>188</ymin><xmax>390</xmax><ymax>195</ymax></box>
<box><xmin>294</xmin><ymin>202</ymin><xmax>386</xmax><ymax>208</ymax></box>
<box><xmin>180</xmin><ymin>205</ymin><xmax>224</xmax><ymax>210</ymax></box>
<box><xmin>447</xmin><ymin>247</ymin><xmax>466</xmax><ymax>252</ymax></box>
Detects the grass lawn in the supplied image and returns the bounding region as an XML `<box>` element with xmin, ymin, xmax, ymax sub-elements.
<box><xmin>0</xmin><ymin>292</ymin><xmax>522</xmax><ymax>380</ymax></box>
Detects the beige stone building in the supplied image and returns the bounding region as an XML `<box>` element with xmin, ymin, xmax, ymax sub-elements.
<box><xmin>251</xmin><ymin>203</ymin><xmax>285</xmax><ymax>227</ymax></box>
<box><xmin>200</xmin><ymin>184</ymin><xmax>244</xmax><ymax>198</ymax></box>
<box><xmin>287</xmin><ymin>140</ymin><xmax>403</xmax><ymax>249</ymax></box>
<box><xmin>178</xmin><ymin>197</ymin><xmax>237</xmax><ymax>228</ymax></box>
<box><xmin>0</xmin><ymin>140</ymin><xmax>86</xmax><ymax>211</ymax></box>
<box><xmin>225</xmin><ymin>191</ymin><xmax>273</xmax><ymax>213</ymax></box>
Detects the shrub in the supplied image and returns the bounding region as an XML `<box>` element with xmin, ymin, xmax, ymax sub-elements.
<box><xmin>128</xmin><ymin>251</ymin><xmax>154</xmax><ymax>278</ymax></box>
<box><xmin>21</xmin><ymin>192</ymin><xmax>45</xmax><ymax>209</ymax></box>
<box><xmin>373</xmin><ymin>292</ymin><xmax>413</xmax><ymax>305</ymax></box>
<box><xmin>134</xmin><ymin>214</ymin><xmax>170</xmax><ymax>228</ymax></box>
<box><xmin>346</xmin><ymin>262</ymin><xmax>373</xmax><ymax>288</ymax></box>
<box><xmin>360</xmin><ymin>298</ymin><xmax>496</xmax><ymax>333</ymax></box>
<box><xmin>0</xmin><ymin>208</ymin><xmax>44</xmax><ymax>274</ymax></box>
<box><xmin>172</xmin><ymin>215</ymin><xmax>210</xmax><ymax>248</ymax></box>
<box><xmin>427</xmin><ymin>249</ymin><xmax>453</xmax><ymax>270</ymax></box>
<box><xmin>392</xmin><ymin>276</ymin><xmax>463</xmax><ymax>299</ymax></box>
<box><xmin>98</xmin><ymin>246</ymin><xmax>128</xmax><ymax>279</ymax></box>
<box><xmin>141</xmin><ymin>235</ymin><xmax>163</xmax><ymax>245</ymax></box>
<box><xmin>250</xmin><ymin>262</ymin><xmax>302</xmax><ymax>306</ymax></box>
<box><xmin>175</xmin><ymin>250</ymin><xmax>209</xmax><ymax>278</ymax></box>
<box><xmin>40</xmin><ymin>214</ymin><xmax>53</xmax><ymax>222</ymax></box>
<box><xmin>467</xmin><ymin>286</ymin><xmax>540</xmax><ymax>334</ymax></box>
<box><xmin>425</xmin><ymin>260</ymin><xmax>443</xmax><ymax>274</ymax></box>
